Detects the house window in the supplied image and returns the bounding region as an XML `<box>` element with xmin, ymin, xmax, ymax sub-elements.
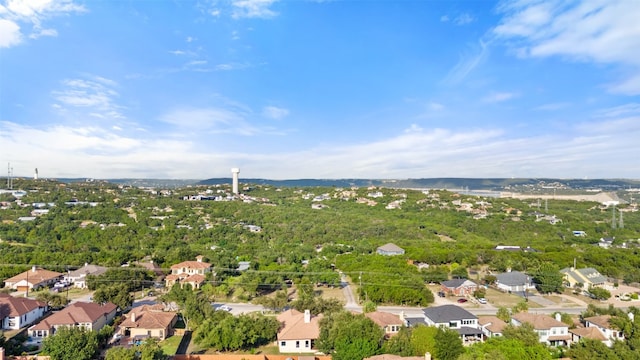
<box><xmin>305</xmin><ymin>340</ymin><xmax>309</xmax><ymax>348</ymax></box>
<box><xmin>449</xmin><ymin>321</ymin><xmax>458</xmax><ymax>328</ymax></box>
<box><xmin>296</xmin><ymin>341</ymin><xmax>300</xmax><ymax>348</ymax></box>
<box><xmin>281</xmin><ymin>341</ymin><xmax>286</xmax><ymax>347</ymax></box>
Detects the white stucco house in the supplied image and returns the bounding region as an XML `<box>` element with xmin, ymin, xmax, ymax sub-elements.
<box><xmin>276</xmin><ymin>309</ymin><xmax>322</xmax><ymax>353</ymax></box>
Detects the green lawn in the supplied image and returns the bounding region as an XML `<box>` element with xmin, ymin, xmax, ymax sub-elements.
<box><xmin>160</xmin><ymin>335</ymin><xmax>183</xmax><ymax>356</ymax></box>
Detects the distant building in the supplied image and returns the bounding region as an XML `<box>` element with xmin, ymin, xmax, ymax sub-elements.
<box><xmin>64</xmin><ymin>263</ymin><xmax>108</xmax><ymax>289</ymax></box>
<box><xmin>365</xmin><ymin>311</ymin><xmax>403</xmax><ymax>338</ymax></box>
<box><xmin>440</xmin><ymin>279</ymin><xmax>478</xmax><ymax>297</ymax></box>
<box><xmin>29</xmin><ymin>302</ymin><xmax>117</xmax><ymax>340</ymax></box>
<box><xmin>376</xmin><ymin>243</ymin><xmax>405</xmax><ymax>256</ymax></box>
<box><xmin>165</xmin><ymin>256</ymin><xmax>211</xmax><ymax>289</ymax></box>
<box><xmin>277</xmin><ymin>309</ymin><xmax>322</xmax><ymax>353</ymax></box>
<box><xmin>0</xmin><ymin>294</ymin><xmax>47</xmax><ymax>330</ymax></box>
<box><xmin>3</xmin><ymin>266</ymin><xmax>63</xmax><ymax>292</ymax></box>
<box><xmin>511</xmin><ymin>313</ymin><xmax>570</xmax><ymax>346</ymax></box>
<box><xmin>494</xmin><ymin>270</ymin><xmax>535</xmax><ymax>294</ymax></box>
<box><xmin>560</xmin><ymin>267</ymin><xmax>608</xmax><ymax>289</ymax></box>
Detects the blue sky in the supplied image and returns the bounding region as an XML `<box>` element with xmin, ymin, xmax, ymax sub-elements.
<box><xmin>1</xmin><ymin>0</ymin><xmax>639</xmax><ymax>180</ymax></box>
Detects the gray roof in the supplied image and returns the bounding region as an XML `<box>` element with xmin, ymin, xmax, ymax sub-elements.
<box><xmin>423</xmin><ymin>305</ymin><xmax>477</xmax><ymax>323</ymax></box>
<box><xmin>495</xmin><ymin>271</ymin><xmax>531</xmax><ymax>287</ymax></box>
<box><xmin>405</xmin><ymin>317</ymin><xmax>426</xmax><ymax>327</ymax></box>
<box><xmin>68</xmin><ymin>264</ymin><xmax>108</xmax><ymax>277</ymax></box>
<box><xmin>457</xmin><ymin>326</ymin><xmax>483</xmax><ymax>335</ymax></box>
<box><xmin>441</xmin><ymin>279</ymin><xmax>476</xmax><ymax>289</ymax></box>
<box><xmin>377</xmin><ymin>243</ymin><xmax>404</xmax><ymax>253</ymax></box>
<box><xmin>560</xmin><ymin>267</ymin><xmax>607</xmax><ymax>285</ymax></box>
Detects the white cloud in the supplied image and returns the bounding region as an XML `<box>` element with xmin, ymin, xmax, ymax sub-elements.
<box><xmin>0</xmin><ymin>0</ymin><xmax>85</xmax><ymax>47</ymax></box>
<box><xmin>534</xmin><ymin>102</ymin><xmax>571</xmax><ymax>111</ymax></box>
<box><xmin>440</xmin><ymin>15</ymin><xmax>449</xmax><ymax>22</ymax></box>
<box><xmin>51</xmin><ymin>76</ymin><xmax>125</xmax><ymax>120</ymax></box>
<box><xmin>493</xmin><ymin>0</ymin><xmax>640</xmax><ymax>95</ymax></box>
<box><xmin>428</xmin><ymin>102</ymin><xmax>445</xmax><ymax>111</ymax></box>
<box><xmin>483</xmin><ymin>92</ymin><xmax>518</xmax><ymax>103</ymax></box>
<box><xmin>232</xmin><ymin>0</ymin><xmax>278</xmax><ymax>19</ymax></box>
<box><xmin>443</xmin><ymin>40</ymin><xmax>489</xmax><ymax>85</ymax></box>
<box><xmin>454</xmin><ymin>13</ymin><xmax>475</xmax><ymax>25</ymax></box>
<box><xmin>262</xmin><ymin>106</ymin><xmax>289</xmax><ymax>120</ymax></box>
<box><xmin>158</xmin><ymin>107</ymin><xmax>267</xmax><ymax>136</ymax></box>
<box><xmin>215</xmin><ymin>62</ymin><xmax>250</xmax><ymax>71</ymax></box>
<box><xmin>3</xmin><ymin>112</ymin><xmax>639</xmax><ymax>179</ymax></box>
<box><xmin>0</xmin><ymin>18</ymin><xmax>21</xmax><ymax>47</ymax></box>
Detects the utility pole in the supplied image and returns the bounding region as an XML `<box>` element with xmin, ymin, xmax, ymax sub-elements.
<box><xmin>612</xmin><ymin>205</ymin><xmax>617</xmax><ymax>229</ymax></box>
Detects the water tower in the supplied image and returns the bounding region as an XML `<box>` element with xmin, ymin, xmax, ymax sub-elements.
<box><xmin>231</xmin><ymin>168</ymin><xmax>240</xmax><ymax>194</ymax></box>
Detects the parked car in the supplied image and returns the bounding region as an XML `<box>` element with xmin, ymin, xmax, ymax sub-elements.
<box><xmin>218</xmin><ymin>305</ymin><xmax>232</xmax><ymax>312</ymax></box>
<box><xmin>477</xmin><ymin>298</ymin><xmax>487</xmax><ymax>304</ymax></box>
<box><xmin>437</xmin><ymin>291</ymin><xmax>446</xmax><ymax>298</ymax></box>
<box><xmin>457</xmin><ymin>298</ymin><xmax>468</xmax><ymax>303</ymax></box>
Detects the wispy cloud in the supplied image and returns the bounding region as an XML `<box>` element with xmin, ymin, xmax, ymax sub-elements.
<box><xmin>51</xmin><ymin>76</ymin><xmax>125</xmax><ymax>120</ymax></box>
<box><xmin>443</xmin><ymin>40</ymin><xmax>489</xmax><ymax>85</ymax></box>
<box><xmin>440</xmin><ymin>12</ymin><xmax>475</xmax><ymax>26</ymax></box>
<box><xmin>534</xmin><ymin>102</ymin><xmax>571</xmax><ymax>111</ymax></box>
<box><xmin>262</xmin><ymin>106</ymin><xmax>289</xmax><ymax>120</ymax></box>
<box><xmin>493</xmin><ymin>0</ymin><xmax>640</xmax><ymax>95</ymax></box>
<box><xmin>0</xmin><ymin>0</ymin><xmax>86</xmax><ymax>48</ymax></box>
<box><xmin>483</xmin><ymin>91</ymin><xmax>518</xmax><ymax>103</ymax></box>
<box><xmin>3</xmin><ymin>112</ymin><xmax>639</xmax><ymax>179</ymax></box>
<box><xmin>454</xmin><ymin>13</ymin><xmax>475</xmax><ymax>25</ymax></box>
<box><xmin>232</xmin><ymin>0</ymin><xmax>278</xmax><ymax>19</ymax></box>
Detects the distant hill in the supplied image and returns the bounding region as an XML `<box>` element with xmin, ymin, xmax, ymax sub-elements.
<box><xmin>197</xmin><ymin>177</ymin><xmax>640</xmax><ymax>190</ymax></box>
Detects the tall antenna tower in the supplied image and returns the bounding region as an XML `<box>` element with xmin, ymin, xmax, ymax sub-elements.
<box><xmin>545</xmin><ymin>198</ymin><xmax>548</xmax><ymax>212</ymax></box>
<box><xmin>611</xmin><ymin>204</ymin><xmax>616</xmax><ymax>229</ymax></box>
<box><xmin>619</xmin><ymin>210</ymin><xmax>624</xmax><ymax>229</ymax></box>
<box><xmin>6</xmin><ymin>163</ymin><xmax>9</xmax><ymax>189</ymax></box>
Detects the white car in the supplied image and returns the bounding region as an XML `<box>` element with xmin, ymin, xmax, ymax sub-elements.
<box><xmin>218</xmin><ymin>305</ymin><xmax>232</xmax><ymax>312</ymax></box>
<box><xmin>477</xmin><ymin>298</ymin><xmax>487</xmax><ymax>304</ymax></box>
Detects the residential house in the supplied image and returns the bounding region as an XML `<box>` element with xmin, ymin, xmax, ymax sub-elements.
<box><xmin>376</xmin><ymin>243</ymin><xmax>405</xmax><ymax>256</ymax></box>
<box><xmin>277</xmin><ymin>309</ymin><xmax>322</xmax><ymax>353</ymax></box>
<box><xmin>118</xmin><ymin>304</ymin><xmax>178</xmax><ymax>341</ymax></box>
<box><xmin>134</xmin><ymin>259</ymin><xmax>166</xmax><ymax>280</ymax></box>
<box><xmin>511</xmin><ymin>313</ymin><xmax>570</xmax><ymax>346</ymax></box>
<box><xmin>478</xmin><ymin>316</ymin><xmax>508</xmax><ymax>339</ymax></box>
<box><xmin>560</xmin><ymin>267</ymin><xmax>608</xmax><ymax>289</ymax></box>
<box><xmin>165</xmin><ymin>256</ymin><xmax>211</xmax><ymax>289</ymax></box>
<box><xmin>3</xmin><ymin>266</ymin><xmax>63</xmax><ymax>292</ymax></box>
<box><xmin>365</xmin><ymin>311</ymin><xmax>403</xmax><ymax>337</ymax></box>
<box><xmin>28</xmin><ymin>302</ymin><xmax>117</xmax><ymax>340</ymax></box>
<box><xmin>411</xmin><ymin>305</ymin><xmax>482</xmax><ymax>344</ymax></box>
<box><xmin>440</xmin><ymin>279</ymin><xmax>478</xmax><ymax>297</ymax></box>
<box><xmin>0</xmin><ymin>293</ymin><xmax>47</xmax><ymax>330</ymax></box>
<box><xmin>569</xmin><ymin>315</ymin><xmax>625</xmax><ymax>347</ymax></box>
<box><xmin>598</xmin><ymin>237</ymin><xmax>615</xmax><ymax>249</ymax></box>
<box><xmin>494</xmin><ymin>270</ymin><xmax>535</xmax><ymax>294</ymax></box>
<box><xmin>64</xmin><ymin>263</ymin><xmax>108</xmax><ymax>289</ymax></box>
<box><xmin>365</xmin><ymin>355</ymin><xmax>428</xmax><ymax>360</ymax></box>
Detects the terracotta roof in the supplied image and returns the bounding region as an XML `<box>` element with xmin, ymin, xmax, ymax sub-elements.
<box><xmin>4</xmin><ymin>268</ymin><xmax>63</xmax><ymax>285</ymax></box>
<box><xmin>277</xmin><ymin>309</ymin><xmax>323</xmax><ymax>341</ymax></box>
<box><xmin>184</xmin><ymin>274</ymin><xmax>206</xmax><ymax>284</ymax></box>
<box><xmin>170</xmin><ymin>260</ymin><xmax>211</xmax><ymax>270</ymax></box>
<box><xmin>512</xmin><ymin>313</ymin><xmax>566</xmax><ymax>330</ymax></box>
<box><xmin>30</xmin><ymin>302</ymin><xmax>117</xmax><ymax>330</ymax></box>
<box><xmin>365</xmin><ymin>311</ymin><xmax>402</xmax><ymax>328</ymax></box>
<box><xmin>0</xmin><ymin>293</ymin><xmax>46</xmax><ymax>317</ymax></box>
<box><xmin>547</xmin><ymin>334</ymin><xmax>571</xmax><ymax>341</ymax></box>
<box><xmin>68</xmin><ymin>264</ymin><xmax>108</xmax><ymax>278</ymax></box>
<box><xmin>120</xmin><ymin>305</ymin><xmax>177</xmax><ymax>330</ymax></box>
<box><xmin>585</xmin><ymin>315</ymin><xmax>614</xmax><ymax>329</ymax></box>
<box><xmin>478</xmin><ymin>316</ymin><xmax>508</xmax><ymax>333</ymax></box>
<box><xmin>570</xmin><ymin>327</ymin><xmax>607</xmax><ymax>341</ymax></box>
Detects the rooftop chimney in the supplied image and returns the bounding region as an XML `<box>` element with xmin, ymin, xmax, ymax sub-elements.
<box><xmin>425</xmin><ymin>352</ymin><xmax>431</xmax><ymax>360</ymax></box>
<box><xmin>131</xmin><ymin>312</ymin><xmax>136</xmax><ymax>323</ymax></box>
<box><xmin>196</xmin><ymin>255</ymin><xmax>203</xmax><ymax>263</ymax></box>
<box><xmin>304</xmin><ymin>309</ymin><xmax>311</xmax><ymax>324</ymax></box>
<box><xmin>555</xmin><ymin>313</ymin><xmax>562</xmax><ymax>322</ymax></box>
<box><xmin>31</xmin><ymin>266</ymin><xmax>37</xmax><ymax>273</ymax></box>
<box><xmin>629</xmin><ymin>312</ymin><xmax>635</xmax><ymax>322</ymax></box>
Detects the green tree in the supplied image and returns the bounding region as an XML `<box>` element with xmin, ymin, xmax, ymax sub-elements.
<box><xmin>105</xmin><ymin>347</ymin><xmax>137</xmax><ymax>360</ymax></box>
<box><xmin>41</xmin><ymin>327</ymin><xmax>99</xmax><ymax>360</ymax></box>
<box><xmin>512</xmin><ymin>300</ymin><xmax>529</xmax><ymax>314</ymax></box>
<box><xmin>35</xmin><ymin>291</ymin><xmax>68</xmax><ymax>308</ymax></box>
<box><xmin>461</xmin><ymin>337</ymin><xmax>552</xmax><ymax>360</ymax></box>
<box><xmin>589</xmin><ymin>287</ymin><xmax>611</xmax><ymax>301</ymax></box>
<box><xmin>382</xmin><ymin>327</ymin><xmax>414</xmax><ymax>356</ymax></box>
<box><xmin>410</xmin><ymin>325</ymin><xmax>437</xmax><ymax>357</ymax></box>
<box><xmin>532</xmin><ymin>263</ymin><xmax>564</xmax><ymax>294</ymax></box>
<box><xmin>362</xmin><ymin>300</ymin><xmax>377</xmax><ymax>313</ymax></box>
<box><xmin>317</xmin><ymin>311</ymin><xmax>385</xmax><ymax>360</ymax></box>
<box><xmin>434</xmin><ymin>327</ymin><xmax>464</xmax><ymax>360</ymax></box>
<box><xmin>502</xmin><ymin>323</ymin><xmax>540</xmax><ymax>347</ymax></box>
<box><xmin>93</xmin><ymin>283</ymin><xmax>133</xmax><ymax>310</ymax></box>
<box><xmin>139</xmin><ymin>338</ymin><xmax>167</xmax><ymax>360</ymax></box>
<box><xmin>565</xmin><ymin>338</ymin><xmax>618</xmax><ymax>360</ymax></box>
<box><xmin>496</xmin><ymin>307</ymin><xmax>511</xmax><ymax>322</ymax></box>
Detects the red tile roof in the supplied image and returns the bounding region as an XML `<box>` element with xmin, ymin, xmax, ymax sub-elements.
<box><xmin>30</xmin><ymin>302</ymin><xmax>117</xmax><ymax>330</ymax></box>
<box><xmin>277</xmin><ymin>309</ymin><xmax>322</xmax><ymax>341</ymax></box>
<box><xmin>170</xmin><ymin>261</ymin><xmax>211</xmax><ymax>270</ymax></box>
<box><xmin>120</xmin><ymin>305</ymin><xmax>177</xmax><ymax>330</ymax></box>
<box><xmin>0</xmin><ymin>293</ymin><xmax>46</xmax><ymax>317</ymax></box>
